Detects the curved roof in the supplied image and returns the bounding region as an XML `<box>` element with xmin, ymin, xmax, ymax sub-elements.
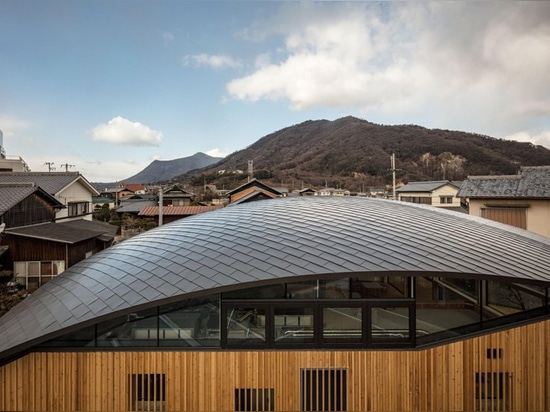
<box><xmin>2</xmin><ymin>196</ymin><xmax>550</xmax><ymax>361</ymax></box>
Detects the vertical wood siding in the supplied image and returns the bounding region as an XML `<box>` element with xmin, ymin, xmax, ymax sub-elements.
<box><xmin>1</xmin><ymin>320</ymin><xmax>549</xmax><ymax>411</ymax></box>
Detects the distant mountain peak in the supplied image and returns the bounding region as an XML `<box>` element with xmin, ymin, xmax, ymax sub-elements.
<box><xmin>122</xmin><ymin>152</ymin><xmax>222</xmax><ymax>184</ymax></box>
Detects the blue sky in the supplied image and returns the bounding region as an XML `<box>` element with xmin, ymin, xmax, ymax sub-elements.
<box><xmin>1</xmin><ymin>1</ymin><xmax>549</xmax><ymax>182</ymax></box>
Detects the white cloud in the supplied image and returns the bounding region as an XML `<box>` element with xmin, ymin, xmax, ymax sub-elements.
<box><xmin>205</xmin><ymin>148</ymin><xmax>230</xmax><ymax>158</ymax></box>
<box><xmin>182</xmin><ymin>54</ymin><xmax>242</xmax><ymax>69</ymax></box>
<box><xmin>89</xmin><ymin>116</ymin><xmax>162</xmax><ymax>147</ymax></box>
<box><xmin>504</xmin><ymin>131</ymin><xmax>550</xmax><ymax>150</ymax></box>
<box><xmin>226</xmin><ymin>2</ymin><xmax>550</xmax><ymax>134</ymax></box>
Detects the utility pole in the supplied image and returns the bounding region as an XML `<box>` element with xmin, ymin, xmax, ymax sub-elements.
<box><xmin>391</xmin><ymin>153</ymin><xmax>396</xmax><ymax>200</ymax></box>
<box><xmin>60</xmin><ymin>163</ymin><xmax>75</xmax><ymax>172</ymax></box>
<box><xmin>44</xmin><ymin>162</ymin><xmax>55</xmax><ymax>172</ymax></box>
<box><xmin>247</xmin><ymin>160</ymin><xmax>253</xmax><ymax>182</ymax></box>
<box><xmin>158</xmin><ymin>187</ymin><xmax>163</xmax><ymax>226</ymax></box>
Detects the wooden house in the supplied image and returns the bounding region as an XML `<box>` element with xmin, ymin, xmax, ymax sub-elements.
<box><xmin>1</xmin><ymin>197</ymin><xmax>550</xmax><ymax>411</ymax></box>
<box><xmin>0</xmin><ymin>172</ymin><xmax>99</xmax><ymax>222</ymax></box>
<box><xmin>226</xmin><ymin>178</ymin><xmax>281</xmax><ymax>204</ymax></box>
<box><xmin>161</xmin><ymin>185</ymin><xmax>195</xmax><ymax>206</ymax></box>
<box><xmin>3</xmin><ymin>219</ymin><xmax>118</xmax><ymax>289</ymax></box>
<box><xmin>458</xmin><ymin>165</ymin><xmax>550</xmax><ymax>236</ymax></box>
<box><xmin>0</xmin><ymin>183</ymin><xmax>63</xmax><ymax>228</ymax></box>
<box><xmin>396</xmin><ymin>180</ymin><xmax>462</xmax><ymax>209</ymax></box>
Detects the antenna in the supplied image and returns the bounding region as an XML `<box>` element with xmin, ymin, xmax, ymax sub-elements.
<box><xmin>44</xmin><ymin>162</ymin><xmax>55</xmax><ymax>172</ymax></box>
<box><xmin>60</xmin><ymin>163</ymin><xmax>75</xmax><ymax>172</ymax></box>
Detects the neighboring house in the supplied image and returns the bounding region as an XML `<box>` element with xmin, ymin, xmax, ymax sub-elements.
<box><xmin>457</xmin><ymin>165</ymin><xmax>550</xmax><ymax>236</ymax></box>
<box><xmin>0</xmin><ymin>156</ymin><xmax>31</xmax><ymax>172</ymax></box>
<box><xmin>369</xmin><ymin>188</ymin><xmax>388</xmax><ymax>198</ymax></box>
<box><xmin>161</xmin><ymin>184</ymin><xmax>195</xmax><ymax>206</ymax></box>
<box><xmin>2</xmin><ymin>197</ymin><xmax>550</xmax><ymax>411</ymax></box>
<box><xmin>3</xmin><ymin>219</ymin><xmax>118</xmax><ymax>289</ymax></box>
<box><xmin>100</xmin><ymin>187</ymin><xmax>135</xmax><ymax>206</ymax></box>
<box><xmin>226</xmin><ymin>178</ymin><xmax>281</xmax><ymax>204</ymax></box>
<box><xmin>317</xmin><ymin>187</ymin><xmax>350</xmax><ymax>196</ymax></box>
<box><xmin>0</xmin><ymin>183</ymin><xmax>64</xmax><ymax>228</ymax></box>
<box><xmin>0</xmin><ymin>172</ymin><xmax>99</xmax><ymax>221</ymax></box>
<box><xmin>120</xmin><ymin>183</ymin><xmax>147</xmax><ymax>195</ymax></box>
<box><xmin>396</xmin><ymin>180</ymin><xmax>462</xmax><ymax>209</ymax></box>
<box><xmin>115</xmin><ymin>199</ymin><xmax>157</xmax><ymax>219</ymax></box>
<box><xmin>299</xmin><ymin>187</ymin><xmax>317</xmax><ymax>196</ymax></box>
<box><xmin>0</xmin><ymin>183</ymin><xmax>64</xmax><ymax>269</ymax></box>
<box><xmin>138</xmin><ymin>205</ymin><xmax>222</xmax><ymax>225</ymax></box>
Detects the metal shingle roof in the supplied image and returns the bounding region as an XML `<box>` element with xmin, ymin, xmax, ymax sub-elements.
<box><xmin>1</xmin><ymin>196</ymin><xmax>550</xmax><ymax>361</ymax></box>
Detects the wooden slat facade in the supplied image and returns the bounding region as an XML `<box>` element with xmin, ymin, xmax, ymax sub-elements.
<box><xmin>1</xmin><ymin>320</ymin><xmax>549</xmax><ymax>411</ymax></box>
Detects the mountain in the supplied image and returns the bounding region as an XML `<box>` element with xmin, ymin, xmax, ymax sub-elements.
<box><xmin>180</xmin><ymin>116</ymin><xmax>550</xmax><ymax>192</ymax></box>
<box><xmin>122</xmin><ymin>152</ymin><xmax>223</xmax><ymax>184</ymax></box>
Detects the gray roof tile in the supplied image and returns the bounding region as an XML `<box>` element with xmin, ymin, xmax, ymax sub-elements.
<box><xmin>458</xmin><ymin>166</ymin><xmax>550</xmax><ymax>198</ymax></box>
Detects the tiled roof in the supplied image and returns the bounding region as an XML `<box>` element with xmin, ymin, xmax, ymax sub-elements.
<box><xmin>138</xmin><ymin>205</ymin><xmax>221</xmax><ymax>216</ymax></box>
<box><xmin>0</xmin><ymin>172</ymin><xmax>99</xmax><ymax>196</ymax></box>
<box><xmin>6</xmin><ymin>219</ymin><xmax>118</xmax><ymax>243</ymax></box>
<box><xmin>1</xmin><ymin>196</ymin><xmax>550</xmax><ymax>361</ymax></box>
<box><xmin>457</xmin><ymin>166</ymin><xmax>550</xmax><ymax>198</ymax></box>
<box><xmin>116</xmin><ymin>200</ymin><xmax>157</xmax><ymax>213</ymax></box>
<box><xmin>396</xmin><ymin>180</ymin><xmax>458</xmax><ymax>193</ymax></box>
<box><xmin>0</xmin><ymin>184</ymin><xmax>63</xmax><ymax>215</ymax></box>
<box><xmin>226</xmin><ymin>178</ymin><xmax>281</xmax><ymax>196</ymax></box>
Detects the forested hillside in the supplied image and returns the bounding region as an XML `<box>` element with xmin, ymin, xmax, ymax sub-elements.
<box><xmin>182</xmin><ymin>116</ymin><xmax>550</xmax><ymax>192</ymax></box>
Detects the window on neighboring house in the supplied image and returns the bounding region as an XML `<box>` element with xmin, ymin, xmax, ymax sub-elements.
<box><xmin>400</xmin><ymin>196</ymin><xmax>432</xmax><ymax>205</ymax></box>
<box><xmin>235</xmin><ymin>388</ymin><xmax>275</xmax><ymax>411</ymax></box>
<box><xmin>440</xmin><ymin>196</ymin><xmax>453</xmax><ymax>204</ymax></box>
<box><xmin>68</xmin><ymin>201</ymin><xmax>89</xmax><ymax>217</ymax></box>
<box><xmin>475</xmin><ymin>372</ymin><xmax>511</xmax><ymax>411</ymax></box>
<box><xmin>129</xmin><ymin>373</ymin><xmax>166</xmax><ymax>412</ymax></box>
<box><xmin>14</xmin><ymin>260</ymin><xmax>65</xmax><ymax>289</ymax></box>
<box><xmin>301</xmin><ymin>368</ymin><xmax>347</xmax><ymax>412</ymax></box>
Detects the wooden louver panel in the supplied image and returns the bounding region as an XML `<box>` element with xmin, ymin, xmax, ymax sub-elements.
<box><xmin>234</xmin><ymin>388</ymin><xmax>275</xmax><ymax>411</ymax></box>
<box><xmin>475</xmin><ymin>372</ymin><xmax>512</xmax><ymax>412</ymax></box>
<box><xmin>129</xmin><ymin>373</ymin><xmax>166</xmax><ymax>412</ymax></box>
<box><xmin>301</xmin><ymin>368</ymin><xmax>347</xmax><ymax>412</ymax></box>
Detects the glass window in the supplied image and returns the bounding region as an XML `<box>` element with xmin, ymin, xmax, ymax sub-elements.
<box><xmin>226</xmin><ymin>306</ymin><xmax>267</xmax><ymax>346</ymax></box>
<box><xmin>371</xmin><ymin>306</ymin><xmax>410</xmax><ymax>343</ymax></box>
<box><xmin>224</xmin><ymin>284</ymin><xmax>285</xmax><ymax>300</ymax></box>
<box><xmin>416</xmin><ymin>277</ymin><xmax>480</xmax><ymax>338</ymax></box>
<box><xmin>323</xmin><ymin>307</ymin><xmax>362</xmax><ymax>343</ymax></box>
<box><xmin>320</xmin><ymin>279</ymin><xmax>350</xmax><ymax>299</ymax></box>
<box><xmin>286</xmin><ymin>281</ymin><xmax>318</xmax><ymax>299</ymax></box>
<box><xmin>274</xmin><ymin>306</ymin><xmax>314</xmax><ymax>345</ymax></box>
<box><xmin>159</xmin><ymin>296</ymin><xmax>220</xmax><ymax>347</ymax></box>
<box><xmin>487</xmin><ymin>281</ymin><xmax>546</xmax><ymax>315</ymax></box>
<box><xmin>351</xmin><ymin>276</ymin><xmax>407</xmax><ymax>299</ymax></box>
<box><xmin>97</xmin><ymin>308</ymin><xmax>159</xmax><ymax>347</ymax></box>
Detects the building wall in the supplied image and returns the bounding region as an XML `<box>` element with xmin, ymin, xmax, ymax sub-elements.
<box><xmin>398</xmin><ymin>185</ymin><xmax>460</xmax><ymax>208</ymax></box>
<box><xmin>468</xmin><ymin>198</ymin><xmax>550</xmax><ymax>237</ymax></box>
<box><xmin>56</xmin><ymin>181</ymin><xmax>95</xmax><ymax>222</ymax></box>
<box><xmin>1</xmin><ymin>320</ymin><xmax>549</xmax><ymax>412</ymax></box>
